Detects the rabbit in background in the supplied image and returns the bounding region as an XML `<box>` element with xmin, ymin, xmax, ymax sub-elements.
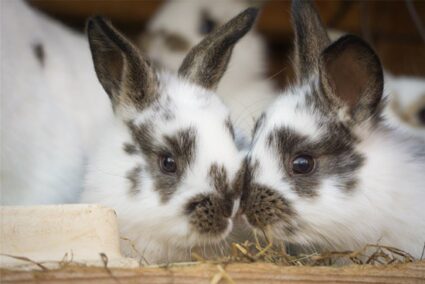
<box><xmin>1</xmin><ymin>0</ymin><xmax>112</xmax><ymax>205</ymax></box>
<box><xmin>384</xmin><ymin>75</ymin><xmax>425</xmax><ymax>138</ymax></box>
<box><xmin>139</xmin><ymin>0</ymin><xmax>276</xmax><ymax>138</ymax></box>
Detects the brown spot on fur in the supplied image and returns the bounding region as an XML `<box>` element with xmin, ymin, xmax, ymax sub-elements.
<box><xmin>33</xmin><ymin>43</ymin><xmax>45</xmax><ymax>66</ymax></box>
<box><xmin>185</xmin><ymin>193</ymin><xmax>231</xmax><ymax>235</ymax></box>
<box><xmin>243</xmin><ymin>184</ymin><xmax>296</xmax><ymax>231</ymax></box>
<box><xmin>240</xmin><ymin>160</ymin><xmax>297</xmax><ymax>234</ymax></box>
<box><xmin>232</xmin><ymin>158</ymin><xmax>249</xmax><ymax>197</ymax></box>
<box><xmin>240</xmin><ymin>158</ymin><xmax>258</xmax><ymax>206</ymax></box>
<box><xmin>127</xmin><ymin>121</ymin><xmax>197</xmax><ymax>203</ymax></box>
<box><xmin>225</xmin><ymin>116</ymin><xmax>235</xmax><ymax>140</ymax></box>
<box><xmin>126</xmin><ymin>165</ymin><xmax>142</xmax><ymax>195</ymax></box>
<box><xmin>209</xmin><ymin>164</ymin><xmax>229</xmax><ymax>194</ymax></box>
<box><xmin>252</xmin><ymin>113</ymin><xmax>266</xmax><ymax>139</ymax></box>
<box><xmin>164</xmin><ymin>128</ymin><xmax>197</xmax><ymax>172</ymax></box>
<box><xmin>268</xmin><ymin>126</ymin><xmax>364</xmax><ymax>197</ymax></box>
<box><xmin>123</xmin><ymin>143</ymin><xmax>138</xmax><ymax>155</ymax></box>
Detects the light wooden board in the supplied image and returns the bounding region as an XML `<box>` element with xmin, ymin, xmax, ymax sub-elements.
<box><xmin>1</xmin><ymin>261</ymin><xmax>424</xmax><ymax>284</ymax></box>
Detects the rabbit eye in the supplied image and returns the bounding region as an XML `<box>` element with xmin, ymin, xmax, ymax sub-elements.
<box><xmin>418</xmin><ymin>107</ymin><xmax>425</xmax><ymax>125</ymax></box>
<box><xmin>200</xmin><ymin>12</ymin><xmax>217</xmax><ymax>34</ymax></box>
<box><xmin>159</xmin><ymin>154</ymin><xmax>177</xmax><ymax>174</ymax></box>
<box><xmin>291</xmin><ymin>154</ymin><xmax>315</xmax><ymax>174</ymax></box>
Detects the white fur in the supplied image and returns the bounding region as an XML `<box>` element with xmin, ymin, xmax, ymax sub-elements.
<box><xmin>140</xmin><ymin>0</ymin><xmax>275</xmax><ymax>136</ymax></box>
<box><xmin>82</xmin><ymin>73</ymin><xmax>243</xmax><ymax>263</ymax></box>
<box><xmin>383</xmin><ymin>74</ymin><xmax>425</xmax><ymax>138</ymax></box>
<box><xmin>249</xmin><ymin>83</ymin><xmax>425</xmax><ymax>258</ymax></box>
<box><xmin>1</xmin><ymin>0</ymin><xmax>111</xmax><ymax>204</ymax></box>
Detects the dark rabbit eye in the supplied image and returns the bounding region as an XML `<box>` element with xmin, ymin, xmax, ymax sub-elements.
<box><xmin>292</xmin><ymin>154</ymin><xmax>315</xmax><ymax>174</ymax></box>
<box><xmin>159</xmin><ymin>154</ymin><xmax>177</xmax><ymax>173</ymax></box>
<box><xmin>200</xmin><ymin>13</ymin><xmax>217</xmax><ymax>34</ymax></box>
<box><xmin>418</xmin><ymin>107</ymin><xmax>425</xmax><ymax>125</ymax></box>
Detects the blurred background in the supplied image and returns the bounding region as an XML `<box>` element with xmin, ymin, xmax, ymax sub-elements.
<box><xmin>28</xmin><ymin>0</ymin><xmax>425</xmax><ymax>89</ymax></box>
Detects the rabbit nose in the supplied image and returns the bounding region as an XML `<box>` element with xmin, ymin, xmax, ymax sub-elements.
<box><xmin>217</xmin><ymin>195</ymin><xmax>233</xmax><ymax>218</ymax></box>
<box><xmin>240</xmin><ymin>182</ymin><xmax>253</xmax><ymax>214</ymax></box>
<box><xmin>185</xmin><ymin>193</ymin><xmax>233</xmax><ymax>218</ymax></box>
<box><xmin>222</xmin><ymin>200</ymin><xmax>233</xmax><ymax>218</ymax></box>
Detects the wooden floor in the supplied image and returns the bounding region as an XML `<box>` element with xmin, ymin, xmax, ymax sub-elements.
<box><xmin>1</xmin><ymin>261</ymin><xmax>425</xmax><ymax>283</ymax></box>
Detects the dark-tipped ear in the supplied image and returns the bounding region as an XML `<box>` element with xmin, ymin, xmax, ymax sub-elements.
<box><xmin>292</xmin><ymin>0</ymin><xmax>330</xmax><ymax>82</ymax></box>
<box><xmin>178</xmin><ymin>8</ymin><xmax>259</xmax><ymax>90</ymax></box>
<box><xmin>319</xmin><ymin>35</ymin><xmax>384</xmax><ymax>123</ymax></box>
<box><xmin>87</xmin><ymin>16</ymin><xmax>158</xmax><ymax>112</ymax></box>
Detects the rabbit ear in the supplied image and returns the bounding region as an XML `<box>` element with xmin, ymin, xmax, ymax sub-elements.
<box><xmin>319</xmin><ymin>35</ymin><xmax>384</xmax><ymax>123</ymax></box>
<box><xmin>178</xmin><ymin>8</ymin><xmax>258</xmax><ymax>90</ymax></box>
<box><xmin>87</xmin><ymin>16</ymin><xmax>158</xmax><ymax>112</ymax></box>
<box><xmin>292</xmin><ymin>0</ymin><xmax>330</xmax><ymax>83</ymax></box>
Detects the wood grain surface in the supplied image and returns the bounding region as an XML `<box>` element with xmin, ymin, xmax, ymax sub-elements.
<box><xmin>1</xmin><ymin>261</ymin><xmax>425</xmax><ymax>283</ymax></box>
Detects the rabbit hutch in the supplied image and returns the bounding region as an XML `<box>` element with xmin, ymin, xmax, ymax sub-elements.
<box><xmin>1</xmin><ymin>0</ymin><xmax>425</xmax><ymax>283</ymax></box>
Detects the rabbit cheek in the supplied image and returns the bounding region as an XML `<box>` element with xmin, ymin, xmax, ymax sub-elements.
<box><xmin>185</xmin><ymin>194</ymin><xmax>231</xmax><ymax>236</ymax></box>
<box><xmin>242</xmin><ymin>184</ymin><xmax>295</xmax><ymax>230</ymax></box>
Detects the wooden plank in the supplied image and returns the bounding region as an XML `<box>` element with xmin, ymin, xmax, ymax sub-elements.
<box><xmin>29</xmin><ymin>0</ymin><xmax>164</xmax><ymax>25</ymax></box>
<box><xmin>1</xmin><ymin>261</ymin><xmax>425</xmax><ymax>283</ymax></box>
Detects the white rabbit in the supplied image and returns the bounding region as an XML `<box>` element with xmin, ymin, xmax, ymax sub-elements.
<box><xmin>384</xmin><ymin>74</ymin><xmax>425</xmax><ymax>139</ymax></box>
<box><xmin>2</xmin><ymin>0</ymin><xmax>258</xmax><ymax>263</ymax></box>
<box><xmin>81</xmin><ymin>10</ymin><xmax>258</xmax><ymax>263</ymax></box>
<box><xmin>140</xmin><ymin>0</ymin><xmax>275</xmax><ymax>137</ymax></box>
<box><xmin>1</xmin><ymin>0</ymin><xmax>111</xmax><ymax>205</ymax></box>
<box><xmin>240</xmin><ymin>0</ymin><xmax>425</xmax><ymax>259</ymax></box>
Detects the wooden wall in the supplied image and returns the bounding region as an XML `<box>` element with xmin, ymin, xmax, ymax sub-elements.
<box><xmin>29</xmin><ymin>0</ymin><xmax>425</xmax><ymax>87</ymax></box>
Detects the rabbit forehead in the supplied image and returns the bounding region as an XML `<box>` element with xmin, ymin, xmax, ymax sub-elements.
<box><xmin>255</xmin><ymin>84</ymin><xmax>324</xmax><ymax>140</ymax></box>
<box><xmin>132</xmin><ymin>72</ymin><xmax>229</xmax><ymax>122</ymax></box>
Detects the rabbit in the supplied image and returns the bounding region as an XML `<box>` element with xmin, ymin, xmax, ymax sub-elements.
<box><xmin>383</xmin><ymin>74</ymin><xmax>425</xmax><ymax>139</ymax></box>
<box><xmin>81</xmin><ymin>9</ymin><xmax>259</xmax><ymax>264</ymax></box>
<box><xmin>240</xmin><ymin>0</ymin><xmax>425</xmax><ymax>259</ymax></box>
<box><xmin>2</xmin><ymin>0</ymin><xmax>256</xmax><ymax>263</ymax></box>
<box><xmin>1</xmin><ymin>0</ymin><xmax>111</xmax><ymax>205</ymax></box>
<box><xmin>139</xmin><ymin>0</ymin><xmax>276</xmax><ymax>138</ymax></box>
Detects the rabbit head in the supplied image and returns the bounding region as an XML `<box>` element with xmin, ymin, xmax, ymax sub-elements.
<box><xmin>240</xmin><ymin>0</ymin><xmax>399</xmax><ymax>250</ymax></box>
<box><xmin>82</xmin><ymin>9</ymin><xmax>258</xmax><ymax>263</ymax></box>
